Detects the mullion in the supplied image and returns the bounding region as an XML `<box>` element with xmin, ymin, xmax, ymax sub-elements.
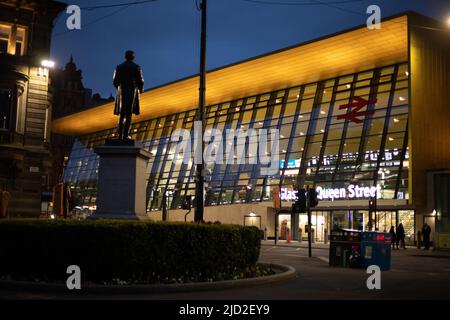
<box><xmin>162</xmin><ymin>114</ymin><xmax>183</xmax><ymax>209</ymax></box>
<box><xmin>215</xmin><ymin>100</ymin><xmax>243</xmax><ymax>204</ymax></box>
<box><xmin>209</xmin><ymin>102</ymin><xmax>232</xmax><ymax>204</ymax></box>
<box><xmin>394</xmin><ymin>120</ymin><xmax>409</xmax><ymax>199</ymax></box>
<box><xmin>372</xmin><ymin>64</ymin><xmax>400</xmax><ymax>192</ymax></box>
<box><xmin>259</xmin><ymin>92</ymin><xmax>278</xmax><ymax>201</ymax></box>
<box><xmin>261</xmin><ymin>89</ymin><xmax>289</xmax><ymax>196</ymax></box>
<box><xmin>183</xmin><ymin>110</ymin><xmax>200</xmax><ymax>205</ymax></box>
<box><xmin>148</xmin><ymin>117</ymin><xmax>169</xmax><ymax>209</ymax></box>
<box><xmin>279</xmin><ymin>86</ymin><xmax>305</xmax><ymax>187</ymax></box>
<box><xmin>350</xmin><ymin>68</ymin><xmax>382</xmax><ymax>183</ymax></box>
<box><xmin>175</xmin><ymin>112</ymin><xmax>197</xmax><ymax>208</ymax></box>
<box><xmin>245</xmin><ymin>102</ymin><xmax>263</xmax><ymax>203</ymax></box>
<box><xmin>331</xmin><ymin>74</ymin><xmax>358</xmax><ymax>188</ymax></box>
<box><xmin>156</xmin><ymin>114</ymin><xmax>179</xmax><ymax>207</ymax></box>
<box><xmin>313</xmin><ymin>79</ymin><xmax>338</xmax><ymax>187</ymax></box>
<box><xmin>296</xmin><ymin>81</ymin><xmax>325</xmax><ymax>188</ymax></box>
<box><xmin>248</xmin><ymin>94</ymin><xmax>278</xmax><ymax>201</ymax></box>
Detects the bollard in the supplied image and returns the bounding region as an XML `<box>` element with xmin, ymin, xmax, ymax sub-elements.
<box><xmin>298</xmin><ymin>227</ymin><xmax>303</xmax><ymax>243</ymax></box>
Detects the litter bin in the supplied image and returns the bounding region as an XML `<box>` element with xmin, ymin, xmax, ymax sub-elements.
<box><xmin>360</xmin><ymin>231</ymin><xmax>392</xmax><ymax>271</ymax></box>
<box><xmin>329</xmin><ymin>229</ymin><xmax>362</xmax><ymax>268</ymax></box>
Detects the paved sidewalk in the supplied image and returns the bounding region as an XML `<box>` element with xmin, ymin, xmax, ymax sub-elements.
<box><xmin>261</xmin><ymin>240</ymin><xmax>450</xmax><ymax>256</ymax></box>
<box><xmin>261</xmin><ymin>240</ymin><xmax>330</xmax><ymax>250</ymax></box>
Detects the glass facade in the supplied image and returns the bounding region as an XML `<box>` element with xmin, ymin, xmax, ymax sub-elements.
<box><xmin>64</xmin><ymin>62</ymin><xmax>410</xmax><ymax>211</ymax></box>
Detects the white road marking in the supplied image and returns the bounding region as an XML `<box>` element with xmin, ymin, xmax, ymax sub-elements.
<box><xmin>317</xmin><ymin>256</ymin><xmax>329</xmax><ymax>263</ymax></box>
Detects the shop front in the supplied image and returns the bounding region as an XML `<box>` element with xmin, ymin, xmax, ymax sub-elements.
<box><xmin>276</xmin><ymin>202</ymin><xmax>415</xmax><ymax>245</ymax></box>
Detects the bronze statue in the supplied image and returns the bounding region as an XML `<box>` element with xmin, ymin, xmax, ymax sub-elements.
<box><xmin>113</xmin><ymin>50</ymin><xmax>144</xmax><ymax>140</ymax></box>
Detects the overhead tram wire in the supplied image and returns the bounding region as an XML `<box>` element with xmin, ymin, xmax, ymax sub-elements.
<box><xmin>53</xmin><ymin>0</ymin><xmax>160</xmax><ymax>37</ymax></box>
<box><xmin>81</xmin><ymin>0</ymin><xmax>160</xmax><ymax>11</ymax></box>
<box><xmin>240</xmin><ymin>0</ymin><xmax>448</xmax><ymax>31</ymax></box>
<box><xmin>309</xmin><ymin>0</ymin><xmax>450</xmax><ymax>32</ymax></box>
<box><xmin>239</xmin><ymin>0</ymin><xmax>366</xmax><ymax>6</ymax></box>
<box><xmin>242</xmin><ymin>0</ymin><xmax>449</xmax><ymax>32</ymax></box>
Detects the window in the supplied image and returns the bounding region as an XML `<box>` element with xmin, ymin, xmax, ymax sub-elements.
<box><xmin>0</xmin><ymin>25</ymin><xmax>8</xmax><ymax>53</ymax></box>
<box><xmin>0</xmin><ymin>88</ymin><xmax>13</xmax><ymax>130</ymax></box>
<box><xmin>66</xmin><ymin>63</ymin><xmax>410</xmax><ymax>208</ymax></box>
<box><xmin>0</xmin><ymin>23</ymin><xmax>27</xmax><ymax>56</ymax></box>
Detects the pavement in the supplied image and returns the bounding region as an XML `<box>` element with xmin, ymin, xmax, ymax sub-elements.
<box><xmin>1</xmin><ymin>243</ymin><xmax>450</xmax><ymax>300</ymax></box>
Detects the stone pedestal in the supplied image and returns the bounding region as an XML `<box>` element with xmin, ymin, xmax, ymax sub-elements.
<box><xmin>91</xmin><ymin>140</ymin><xmax>151</xmax><ymax>220</ymax></box>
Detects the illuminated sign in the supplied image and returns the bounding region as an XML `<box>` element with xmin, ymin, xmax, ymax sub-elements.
<box><xmin>279</xmin><ymin>184</ymin><xmax>381</xmax><ymax>201</ymax></box>
<box><xmin>279</xmin><ymin>159</ymin><xmax>301</xmax><ymax>169</ymax></box>
<box><xmin>337</xmin><ymin>96</ymin><xmax>377</xmax><ymax>124</ymax></box>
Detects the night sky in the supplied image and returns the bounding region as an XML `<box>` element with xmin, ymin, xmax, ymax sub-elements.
<box><xmin>50</xmin><ymin>0</ymin><xmax>450</xmax><ymax>97</ymax></box>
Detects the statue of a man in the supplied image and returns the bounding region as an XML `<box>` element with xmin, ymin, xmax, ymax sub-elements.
<box><xmin>113</xmin><ymin>50</ymin><xmax>144</xmax><ymax>140</ymax></box>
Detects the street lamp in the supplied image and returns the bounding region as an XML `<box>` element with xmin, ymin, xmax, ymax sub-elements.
<box><xmin>41</xmin><ymin>60</ymin><xmax>55</xmax><ymax>68</ymax></box>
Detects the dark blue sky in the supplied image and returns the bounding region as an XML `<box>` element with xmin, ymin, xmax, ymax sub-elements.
<box><xmin>51</xmin><ymin>0</ymin><xmax>450</xmax><ymax>97</ymax></box>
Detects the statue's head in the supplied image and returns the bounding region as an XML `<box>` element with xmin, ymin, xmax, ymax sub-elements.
<box><xmin>125</xmin><ymin>50</ymin><xmax>135</xmax><ymax>61</ymax></box>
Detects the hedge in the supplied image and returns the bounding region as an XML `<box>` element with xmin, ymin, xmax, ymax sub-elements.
<box><xmin>0</xmin><ymin>219</ymin><xmax>261</xmax><ymax>284</ymax></box>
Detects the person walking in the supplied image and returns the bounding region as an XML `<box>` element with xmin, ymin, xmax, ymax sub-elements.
<box><xmin>422</xmin><ymin>222</ymin><xmax>432</xmax><ymax>250</ymax></box>
<box><xmin>396</xmin><ymin>223</ymin><xmax>406</xmax><ymax>250</ymax></box>
<box><xmin>389</xmin><ymin>226</ymin><xmax>397</xmax><ymax>250</ymax></box>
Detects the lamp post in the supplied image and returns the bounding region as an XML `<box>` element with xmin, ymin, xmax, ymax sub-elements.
<box><xmin>194</xmin><ymin>0</ymin><xmax>207</xmax><ymax>223</ymax></box>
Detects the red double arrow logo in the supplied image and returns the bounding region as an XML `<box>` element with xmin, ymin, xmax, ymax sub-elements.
<box><xmin>337</xmin><ymin>96</ymin><xmax>377</xmax><ymax>123</ymax></box>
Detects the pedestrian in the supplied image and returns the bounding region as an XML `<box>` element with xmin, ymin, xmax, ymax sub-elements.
<box><xmin>396</xmin><ymin>223</ymin><xmax>406</xmax><ymax>250</ymax></box>
<box><xmin>422</xmin><ymin>222</ymin><xmax>432</xmax><ymax>250</ymax></box>
<box><xmin>389</xmin><ymin>226</ymin><xmax>396</xmax><ymax>250</ymax></box>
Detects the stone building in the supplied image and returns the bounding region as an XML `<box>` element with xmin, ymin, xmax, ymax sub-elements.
<box><xmin>0</xmin><ymin>0</ymin><xmax>65</xmax><ymax>216</ymax></box>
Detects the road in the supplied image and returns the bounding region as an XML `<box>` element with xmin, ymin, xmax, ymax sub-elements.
<box><xmin>1</xmin><ymin>245</ymin><xmax>450</xmax><ymax>300</ymax></box>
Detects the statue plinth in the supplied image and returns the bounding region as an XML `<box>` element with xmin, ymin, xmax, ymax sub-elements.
<box><xmin>90</xmin><ymin>140</ymin><xmax>151</xmax><ymax>220</ymax></box>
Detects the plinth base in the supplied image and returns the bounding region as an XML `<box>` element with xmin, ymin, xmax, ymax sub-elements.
<box><xmin>90</xmin><ymin>142</ymin><xmax>151</xmax><ymax>220</ymax></box>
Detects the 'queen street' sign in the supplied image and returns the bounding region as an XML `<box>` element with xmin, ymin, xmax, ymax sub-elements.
<box><xmin>280</xmin><ymin>184</ymin><xmax>381</xmax><ymax>201</ymax></box>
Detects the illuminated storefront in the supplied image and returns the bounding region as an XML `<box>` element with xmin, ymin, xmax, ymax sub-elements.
<box><xmin>52</xmin><ymin>12</ymin><xmax>450</xmax><ymax>247</ymax></box>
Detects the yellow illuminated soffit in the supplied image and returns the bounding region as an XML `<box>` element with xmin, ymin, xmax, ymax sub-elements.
<box><xmin>52</xmin><ymin>16</ymin><xmax>408</xmax><ymax>136</ymax></box>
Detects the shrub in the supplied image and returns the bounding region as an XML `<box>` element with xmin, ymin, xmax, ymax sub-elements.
<box><xmin>0</xmin><ymin>219</ymin><xmax>261</xmax><ymax>284</ymax></box>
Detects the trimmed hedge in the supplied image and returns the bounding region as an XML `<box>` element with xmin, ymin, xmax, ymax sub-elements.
<box><xmin>0</xmin><ymin>219</ymin><xmax>261</xmax><ymax>284</ymax></box>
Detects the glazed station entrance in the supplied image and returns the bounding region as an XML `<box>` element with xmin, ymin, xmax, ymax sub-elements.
<box><xmin>277</xmin><ymin>209</ymin><xmax>415</xmax><ymax>244</ymax></box>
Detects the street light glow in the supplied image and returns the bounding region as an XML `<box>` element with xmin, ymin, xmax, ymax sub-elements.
<box><xmin>41</xmin><ymin>60</ymin><xmax>55</xmax><ymax>68</ymax></box>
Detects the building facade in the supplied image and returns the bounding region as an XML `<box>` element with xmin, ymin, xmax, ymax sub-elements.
<box><xmin>0</xmin><ymin>0</ymin><xmax>65</xmax><ymax>216</ymax></box>
<box><xmin>53</xmin><ymin>13</ymin><xmax>450</xmax><ymax>247</ymax></box>
<box><xmin>50</xmin><ymin>56</ymin><xmax>114</xmax><ymax>190</ymax></box>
